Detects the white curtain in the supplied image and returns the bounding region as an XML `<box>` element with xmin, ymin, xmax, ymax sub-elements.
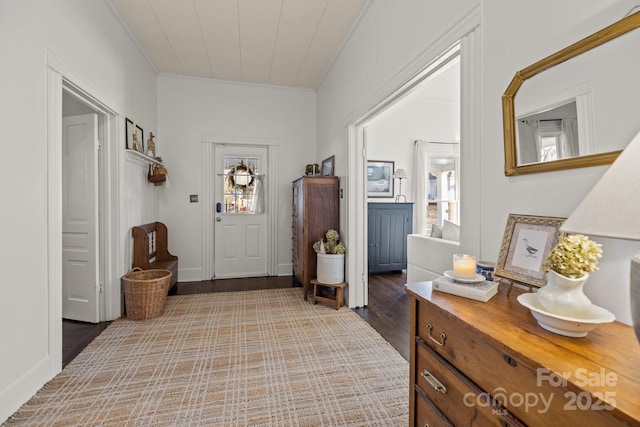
<box><xmin>249</xmin><ymin>175</ymin><xmax>265</xmax><ymax>213</ymax></box>
<box><xmin>560</xmin><ymin>117</ymin><xmax>579</xmax><ymax>158</ymax></box>
<box><xmin>517</xmin><ymin>120</ymin><xmax>541</xmax><ymax>164</ymax></box>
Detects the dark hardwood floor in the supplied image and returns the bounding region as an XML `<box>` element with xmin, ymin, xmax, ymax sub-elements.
<box><xmin>62</xmin><ymin>320</ymin><xmax>111</xmax><ymax>367</ymax></box>
<box><xmin>355</xmin><ymin>271</ymin><xmax>410</xmax><ymax>360</ymax></box>
<box><xmin>63</xmin><ymin>272</ymin><xmax>409</xmax><ymax>367</ymax></box>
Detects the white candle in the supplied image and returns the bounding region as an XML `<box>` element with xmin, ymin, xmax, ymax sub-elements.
<box><xmin>453</xmin><ymin>254</ymin><xmax>477</xmax><ymax>279</ymax></box>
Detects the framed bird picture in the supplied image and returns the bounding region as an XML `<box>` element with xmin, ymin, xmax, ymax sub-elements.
<box><xmin>494</xmin><ymin>214</ymin><xmax>566</xmax><ymax>289</ymax></box>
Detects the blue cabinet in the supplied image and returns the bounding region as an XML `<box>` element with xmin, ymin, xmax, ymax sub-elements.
<box><xmin>368</xmin><ymin>203</ymin><xmax>413</xmax><ymax>273</ymax></box>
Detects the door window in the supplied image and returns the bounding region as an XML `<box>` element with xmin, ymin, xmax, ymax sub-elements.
<box><xmin>222</xmin><ymin>156</ymin><xmax>261</xmax><ymax>214</ymax></box>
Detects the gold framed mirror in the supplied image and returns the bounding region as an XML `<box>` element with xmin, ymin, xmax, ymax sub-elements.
<box><xmin>502</xmin><ymin>10</ymin><xmax>640</xmax><ymax>176</ymax></box>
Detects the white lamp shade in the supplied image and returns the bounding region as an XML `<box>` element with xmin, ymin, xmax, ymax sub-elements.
<box><xmin>392</xmin><ymin>168</ymin><xmax>409</xmax><ymax>179</ymax></box>
<box><xmin>560</xmin><ymin>128</ymin><xmax>640</xmax><ymax>240</ymax></box>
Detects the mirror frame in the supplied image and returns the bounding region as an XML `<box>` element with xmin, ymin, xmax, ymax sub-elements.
<box><xmin>502</xmin><ymin>11</ymin><xmax>640</xmax><ymax>176</ymax></box>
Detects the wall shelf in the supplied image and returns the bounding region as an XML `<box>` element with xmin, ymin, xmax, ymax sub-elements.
<box><xmin>125</xmin><ymin>149</ymin><xmax>165</xmax><ymax>166</ymax></box>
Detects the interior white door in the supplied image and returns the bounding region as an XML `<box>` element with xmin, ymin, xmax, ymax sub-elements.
<box><xmin>214</xmin><ymin>145</ymin><xmax>268</xmax><ymax>278</ymax></box>
<box><xmin>62</xmin><ymin>114</ymin><xmax>100</xmax><ymax>322</ymax></box>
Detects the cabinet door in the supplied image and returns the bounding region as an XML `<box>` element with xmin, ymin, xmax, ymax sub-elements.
<box><xmin>369</xmin><ymin>204</ymin><xmax>412</xmax><ymax>273</ymax></box>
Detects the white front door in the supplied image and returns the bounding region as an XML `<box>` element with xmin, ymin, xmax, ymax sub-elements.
<box><xmin>214</xmin><ymin>145</ymin><xmax>268</xmax><ymax>278</ymax></box>
<box><xmin>62</xmin><ymin>114</ymin><xmax>100</xmax><ymax>322</ymax></box>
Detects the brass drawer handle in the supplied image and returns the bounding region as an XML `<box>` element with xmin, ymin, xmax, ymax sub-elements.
<box><xmin>420</xmin><ymin>369</ymin><xmax>447</xmax><ymax>394</ymax></box>
<box><xmin>427</xmin><ymin>323</ymin><xmax>446</xmax><ymax>346</ymax></box>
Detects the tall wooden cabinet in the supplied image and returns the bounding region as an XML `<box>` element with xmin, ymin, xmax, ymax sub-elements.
<box><xmin>292</xmin><ymin>176</ymin><xmax>339</xmax><ymax>300</ymax></box>
<box><xmin>368</xmin><ymin>203</ymin><xmax>413</xmax><ymax>273</ymax></box>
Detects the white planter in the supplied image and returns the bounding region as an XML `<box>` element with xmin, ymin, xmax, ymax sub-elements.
<box><xmin>317</xmin><ymin>253</ymin><xmax>345</xmax><ymax>284</ymax></box>
<box><xmin>538</xmin><ymin>270</ymin><xmax>592</xmax><ymax>317</ymax></box>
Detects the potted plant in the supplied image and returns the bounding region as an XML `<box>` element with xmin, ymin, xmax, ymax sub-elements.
<box><xmin>313</xmin><ymin>229</ymin><xmax>346</xmax><ymax>284</ymax></box>
<box><xmin>538</xmin><ymin>234</ymin><xmax>603</xmax><ymax>317</ymax></box>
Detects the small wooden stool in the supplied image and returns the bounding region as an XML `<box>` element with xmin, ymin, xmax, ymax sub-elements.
<box><xmin>311</xmin><ymin>279</ymin><xmax>347</xmax><ymax>310</ymax></box>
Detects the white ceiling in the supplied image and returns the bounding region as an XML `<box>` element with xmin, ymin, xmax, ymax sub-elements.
<box><xmin>110</xmin><ymin>0</ymin><xmax>367</xmax><ymax>90</ymax></box>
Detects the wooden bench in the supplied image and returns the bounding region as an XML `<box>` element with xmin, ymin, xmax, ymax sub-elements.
<box><xmin>132</xmin><ymin>222</ymin><xmax>179</xmax><ymax>291</ymax></box>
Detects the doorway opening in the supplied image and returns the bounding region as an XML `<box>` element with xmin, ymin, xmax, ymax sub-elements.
<box><xmin>363</xmin><ymin>49</ymin><xmax>460</xmax><ymax>331</ymax></box>
<box><xmin>47</xmin><ymin>67</ymin><xmax>121</xmax><ymax>370</ymax></box>
<box><xmin>346</xmin><ymin>24</ymin><xmax>481</xmax><ymax>308</ymax></box>
<box><xmin>62</xmin><ymin>90</ymin><xmax>104</xmax><ymax>323</ymax></box>
<box><xmin>347</xmin><ymin>43</ymin><xmax>461</xmax><ymax>308</ymax></box>
<box><xmin>60</xmin><ymin>84</ymin><xmax>112</xmax><ymax>366</ymax></box>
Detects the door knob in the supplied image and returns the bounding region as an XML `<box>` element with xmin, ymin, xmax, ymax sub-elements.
<box><xmin>216</xmin><ymin>217</ymin><xmax>222</xmax><ymax>222</ymax></box>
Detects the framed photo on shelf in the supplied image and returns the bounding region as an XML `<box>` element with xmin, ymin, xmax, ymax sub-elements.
<box><xmin>321</xmin><ymin>155</ymin><xmax>335</xmax><ymax>176</ymax></box>
<box><xmin>125</xmin><ymin>118</ymin><xmax>144</xmax><ymax>153</ymax></box>
<box><xmin>125</xmin><ymin>118</ymin><xmax>134</xmax><ymax>150</ymax></box>
<box><xmin>135</xmin><ymin>124</ymin><xmax>144</xmax><ymax>153</ymax></box>
<box><xmin>367</xmin><ymin>160</ymin><xmax>394</xmax><ymax>198</ymax></box>
<box><xmin>494</xmin><ymin>214</ymin><xmax>566</xmax><ymax>288</ymax></box>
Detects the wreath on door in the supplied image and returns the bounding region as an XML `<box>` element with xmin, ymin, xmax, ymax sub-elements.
<box><xmin>226</xmin><ymin>160</ymin><xmax>255</xmax><ymax>192</ymax></box>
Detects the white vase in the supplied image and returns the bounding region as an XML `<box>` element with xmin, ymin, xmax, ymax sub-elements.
<box><xmin>537</xmin><ymin>270</ymin><xmax>592</xmax><ymax>317</ymax></box>
<box><xmin>316</xmin><ymin>253</ymin><xmax>345</xmax><ymax>284</ymax></box>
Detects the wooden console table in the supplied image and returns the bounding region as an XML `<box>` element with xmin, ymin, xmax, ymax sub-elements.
<box><xmin>405</xmin><ymin>281</ymin><xmax>640</xmax><ymax>426</ymax></box>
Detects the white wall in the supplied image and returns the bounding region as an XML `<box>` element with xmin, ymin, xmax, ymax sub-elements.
<box><xmin>157</xmin><ymin>76</ymin><xmax>316</xmax><ymax>280</ymax></box>
<box><xmin>366</xmin><ymin>99</ymin><xmax>459</xmax><ymax>203</ymax></box>
<box><xmin>0</xmin><ymin>0</ymin><xmax>158</xmax><ymax>422</ymax></box>
<box><xmin>317</xmin><ymin>0</ymin><xmax>640</xmax><ymax>324</ymax></box>
<box><xmin>480</xmin><ymin>0</ymin><xmax>640</xmax><ymax>323</ymax></box>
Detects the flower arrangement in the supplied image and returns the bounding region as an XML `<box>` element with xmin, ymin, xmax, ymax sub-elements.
<box><xmin>542</xmin><ymin>234</ymin><xmax>603</xmax><ymax>279</ymax></box>
<box><xmin>313</xmin><ymin>229</ymin><xmax>346</xmax><ymax>255</ymax></box>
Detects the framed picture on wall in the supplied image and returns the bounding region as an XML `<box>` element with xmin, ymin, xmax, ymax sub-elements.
<box><xmin>367</xmin><ymin>160</ymin><xmax>394</xmax><ymax>198</ymax></box>
<box><xmin>321</xmin><ymin>155</ymin><xmax>335</xmax><ymax>176</ymax></box>
<box><xmin>125</xmin><ymin>118</ymin><xmax>144</xmax><ymax>153</ymax></box>
<box><xmin>494</xmin><ymin>214</ymin><xmax>566</xmax><ymax>289</ymax></box>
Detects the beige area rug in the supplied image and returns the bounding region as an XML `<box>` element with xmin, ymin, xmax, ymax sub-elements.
<box><xmin>6</xmin><ymin>288</ymin><xmax>408</xmax><ymax>426</ymax></box>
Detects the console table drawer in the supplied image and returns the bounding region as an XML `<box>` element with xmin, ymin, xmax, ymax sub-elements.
<box><xmin>414</xmin><ymin>385</ymin><xmax>452</xmax><ymax>427</ymax></box>
<box><xmin>416</xmin><ymin>298</ymin><xmax>531</xmax><ymax>398</ymax></box>
<box><xmin>408</xmin><ymin>282</ymin><xmax>636</xmax><ymax>426</ymax></box>
<box><xmin>416</xmin><ymin>338</ymin><xmax>523</xmax><ymax>427</ymax></box>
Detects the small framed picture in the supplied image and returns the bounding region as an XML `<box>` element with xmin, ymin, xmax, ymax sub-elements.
<box><xmin>494</xmin><ymin>214</ymin><xmax>566</xmax><ymax>288</ymax></box>
<box><xmin>125</xmin><ymin>118</ymin><xmax>144</xmax><ymax>152</ymax></box>
<box><xmin>125</xmin><ymin>118</ymin><xmax>134</xmax><ymax>150</ymax></box>
<box><xmin>321</xmin><ymin>155</ymin><xmax>335</xmax><ymax>176</ymax></box>
<box><xmin>367</xmin><ymin>160</ymin><xmax>394</xmax><ymax>198</ymax></box>
<box><xmin>135</xmin><ymin>124</ymin><xmax>144</xmax><ymax>153</ymax></box>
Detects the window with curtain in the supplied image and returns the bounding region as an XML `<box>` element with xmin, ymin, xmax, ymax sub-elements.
<box><xmin>427</xmin><ymin>159</ymin><xmax>458</xmax><ymax>231</ymax></box>
<box><xmin>413</xmin><ymin>141</ymin><xmax>460</xmax><ymax>235</ymax></box>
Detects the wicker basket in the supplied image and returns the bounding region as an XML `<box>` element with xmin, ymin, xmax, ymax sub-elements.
<box><xmin>122</xmin><ymin>267</ymin><xmax>172</xmax><ymax>320</ymax></box>
<box><xmin>148</xmin><ymin>164</ymin><xmax>167</xmax><ymax>186</ymax></box>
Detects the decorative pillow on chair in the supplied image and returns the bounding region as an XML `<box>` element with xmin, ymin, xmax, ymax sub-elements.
<box><xmin>442</xmin><ymin>219</ymin><xmax>460</xmax><ymax>242</ymax></box>
<box><xmin>431</xmin><ymin>224</ymin><xmax>443</xmax><ymax>238</ymax></box>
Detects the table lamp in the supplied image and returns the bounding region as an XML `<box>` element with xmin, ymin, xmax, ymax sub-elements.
<box><xmin>560</xmin><ymin>128</ymin><xmax>640</xmax><ymax>344</ymax></box>
<box><xmin>392</xmin><ymin>168</ymin><xmax>408</xmax><ymax>203</ymax></box>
